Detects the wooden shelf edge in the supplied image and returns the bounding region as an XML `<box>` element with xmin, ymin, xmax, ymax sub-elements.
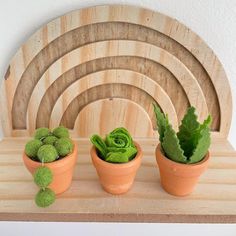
<box><xmin>0</xmin><ymin>213</ymin><xmax>236</xmax><ymax>223</ymax></box>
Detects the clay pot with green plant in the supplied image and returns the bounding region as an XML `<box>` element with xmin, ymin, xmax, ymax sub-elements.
<box><xmin>153</xmin><ymin>104</ymin><xmax>211</xmax><ymax>196</ymax></box>
<box><xmin>23</xmin><ymin>126</ymin><xmax>78</xmax><ymax>207</ymax></box>
<box><xmin>90</xmin><ymin>127</ymin><xmax>142</xmax><ymax>195</ymax></box>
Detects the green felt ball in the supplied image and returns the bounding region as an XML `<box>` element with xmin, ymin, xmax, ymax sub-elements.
<box><xmin>37</xmin><ymin>145</ymin><xmax>58</xmax><ymax>163</ymax></box>
<box><xmin>52</xmin><ymin>126</ymin><xmax>69</xmax><ymax>138</ymax></box>
<box><xmin>34</xmin><ymin>166</ymin><xmax>53</xmax><ymax>188</ymax></box>
<box><xmin>25</xmin><ymin>139</ymin><xmax>43</xmax><ymax>159</ymax></box>
<box><xmin>35</xmin><ymin>188</ymin><xmax>55</xmax><ymax>208</ymax></box>
<box><xmin>55</xmin><ymin>138</ymin><xmax>73</xmax><ymax>157</ymax></box>
<box><xmin>34</xmin><ymin>128</ymin><xmax>50</xmax><ymax>140</ymax></box>
<box><xmin>43</xmin><ymin>135</ymin><xmax>58</xmax><ymax>145</ymax></box>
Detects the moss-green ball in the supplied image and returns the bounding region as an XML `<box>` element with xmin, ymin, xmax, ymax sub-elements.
<box><xmin>34</xmin><ymin>166</ymin><xmax>53</xmax><ymax>188</ymax></box>
<box><xmin>52</xmin><ymin>126</ymin><xmax>69</xmax><ymax>138</ymax></box>
<box><xmin>55</xmin><ymin>137</ymin><xmax>73</xmax><ymax>157</ymax></box>
<box><xmin>35</xmin><ymin>188</ymin><xmax>55</xmax><ymax>208</ymax></box>
<box><xmin>43</xmin><ymin>135</ymin><xmax>58</xmax><ymax>145</ymax></box>
<box><xmin>37</xmin><ymin>145</ymin><xmax>58</xmax><ymax>163</ymax></box>
<box><xmin>34</xmin><ymin>128</ymin><xmax>50</xmax><ymax>140</ymax></box>
<box><xmin>25</xmin><ymin>139</ymin><xmax>43</xmax><ymax>159</ymax></box>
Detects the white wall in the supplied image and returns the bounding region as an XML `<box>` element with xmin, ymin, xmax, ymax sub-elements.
<box><xmin>0</xmin><ymin>0</ymin><xmax>236</xmax><ymax>235</ymax></box>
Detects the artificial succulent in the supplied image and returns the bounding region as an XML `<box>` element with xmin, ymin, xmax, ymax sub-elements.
<box><xmin>90</xmin><ymin>127</ymin><xmax>137</xmax><ymax>163</ymax></box>
<box><xmin>153</xmin><ymin>104</ymin><xmax>211</xmax><ymax>164</ymax></box>
<box><xmin>24</xmin><ymin>126</ymin><xmax>74</xmax><ymax>208</ymax></box>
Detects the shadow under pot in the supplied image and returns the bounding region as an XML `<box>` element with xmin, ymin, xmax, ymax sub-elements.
<box><xmin>23</xmin><ymin>141</ymin><xmax>78</xmax><ymax>195</ymax></box>
<box><xmin>155</xmin><ymin>144</ymin><xmax>210</xmax><ymax>196</ymax></box>
<box><xmin>91</xmin><ymin>142</ymin><xmax>142</xmax><ymax>195</ymax></box>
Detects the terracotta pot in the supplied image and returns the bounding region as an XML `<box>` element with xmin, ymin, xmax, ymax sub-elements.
<box><xmin>156</xmin><ymin>144</ymin><xmax>210</xmax><ymax>196</ymax></box>
<box><xmin>23</xmin><ymin>141</ymin><xmax>78</xmax><ymax>195</ymax></box>
<box><xmin>91</xmin><ymin>142</ymin><xmax>142</xmax><ymax>195</ymax></box>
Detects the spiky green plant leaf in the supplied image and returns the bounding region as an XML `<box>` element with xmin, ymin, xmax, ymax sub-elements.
<box><xmin>189</xmin><ymin>115</ymin><xmax>212</xmax><ymax>164</ymax></box>
<box><xmin>177</xmin><ymin>107</ymin><xmax>200</xmax><ymax>158</ymax></box>
<box><xmin>162</xmin><ymin>125</ymin><xmax>187</xmax><ymax>163</ymax></box>
<box><xmin>153</xmin><ymin>104</ymin><xmax>169</xmax><ymax>143</ymax></box>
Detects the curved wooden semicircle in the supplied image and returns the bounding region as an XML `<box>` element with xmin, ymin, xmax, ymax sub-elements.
<box><xmin>73</xmin><ymin>98</ymin><xmax>156</xmax><ymax>138</ymax></box>
<box><xmin>59</xmin><ymin>83</ymin><xmax>160</xmax><ymax>129</ymax></box>
<box><xmin>35</xmin><ymin>41</ymin><xmax>208</xmax><ymax>130</ymax></box>
<box><xmin>49</xmin><ymin>70</ymin><xmax>178</xmax><ymax>130</ymax></box>
<box><xmin>1</xmin><ymin>5</ymin><xmax>232</xmax><ymax>138</ymax></box>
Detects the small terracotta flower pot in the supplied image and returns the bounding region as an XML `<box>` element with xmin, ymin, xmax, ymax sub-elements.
<box><xmin>91</xmin><ymin>142</ymin><xmax>142</xmax><ymax>195</ymax></box>
<box><xmin>156</xmin><ymin>144</ymin><xmax>210</xmax><ymax>196</ymax></box>
<box><xmin>23</xmin><ymin>142</ymin><xmax>78</xmax><ymax>195</ymax></box>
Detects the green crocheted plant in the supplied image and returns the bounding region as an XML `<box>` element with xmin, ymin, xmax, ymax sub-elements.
<box><xmin>153</xmin><ymin>104</ymin><xmax>212</xmax><ymax>164</ymax></box>
<box><xmin>24</xmin><ymin>126</ymin><xmax>73</xmax><ymax>208</ymax></box>
<box><xmin>90</xmin><ymin>127</ymin><xmax>137</xmax><ymax>163</ymax></box>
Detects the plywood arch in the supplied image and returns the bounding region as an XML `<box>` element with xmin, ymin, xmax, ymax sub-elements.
<box><xmin>0</xmin><ymin>5</ymin><xmax>232</xmax><ymax>138</ymax></box>
<box><xmin>49</xmin><ymin>70</ymin><xmax>178</xmax><ymax>132</ymax></box>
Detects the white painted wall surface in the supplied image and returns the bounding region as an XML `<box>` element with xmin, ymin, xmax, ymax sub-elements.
<box><xmin>0</xmin><ymin>0</ymin><xmax>236</xmax><ymax>235</ymax></box>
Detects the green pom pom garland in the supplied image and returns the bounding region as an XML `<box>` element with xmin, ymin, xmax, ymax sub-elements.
<box><xmin>34</xmin><ymin>127</ymin><xmax>50</xmax><ymax>140</ymax></box>
<box><xmin>37</xmin><ymin>145</ymin><xmax>58</xmax><ymax>163</ymax></box>
<box><xmin>43</xmin><ymin>135</ymin><xmax>58</xmax><ymax>145</ymax></box>
<box><xmin>24</xmin><ymin>126</ymin><xmax>74</xmax><ymax>208</ymax></box>
<box><xmin>55</xmin><ymin>137</ymin><xmax>73</xmax><ymax>157</ymax></box>
<box><xmin>35</xmin><ymin>188</ymin><xmax>55</xmax><ymax>208</ymax></box>
<box><xmin>52</xmin><ymin>126</ymin><xmax>69</xmax><ymax>138</ymax></box>
<box><xmin>25</xmin><ymin>139</ymin><xmax>43</xmax><ymax>159</ymax></box>
<box><xmin>34</xmin><ymin>166</ymin><xmax>53</xmax><ymax>188</ymax></box>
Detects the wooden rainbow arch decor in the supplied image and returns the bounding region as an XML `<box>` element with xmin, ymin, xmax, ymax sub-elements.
<box><xmin>0</xmin><ymin>5</ymin><xmax>232</xmax><ymax>138</ymax></box>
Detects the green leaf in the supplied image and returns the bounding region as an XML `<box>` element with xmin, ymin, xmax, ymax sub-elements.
<box><xmin>189</xmin><ymin>115</ymin><xmax>212</xmax><ymax>164</ymax></box>
<box><xmin>162</xmin><ymin>125</ymin><xmax>187</xmax><ymax>163</ymax></box>
<box><xmin>90</xmin><ymin>134</ymin><xmax>107</xmax><ymax>159</ymax></box>
<box><xmin>177</xmin><ymin>107</ymin><xmax>200</xmax><ymax>158</ymax></box>
<box><xmin>153</xmin><ymin>103</ymin><xmax>169</xmax><ymax>143</ymax></box>
<box><xmin>105</xmin><ymin>147</ymin><xmax>137</xmax><ymax>163</ymax></box>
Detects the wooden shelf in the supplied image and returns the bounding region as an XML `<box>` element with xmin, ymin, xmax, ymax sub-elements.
<box><xmin>0</xmin><ymin>137</ymin><xmax>236</xmax><ymax>223</ymax></box>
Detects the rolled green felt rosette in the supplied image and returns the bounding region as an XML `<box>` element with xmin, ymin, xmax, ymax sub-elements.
<box><xmin>90</xmin><ymin>127</ymin><xmax>137</xmax><ymax>163</ymax></box>
<box><xmin>105</xmin><ymin>127</ymin><xmax>135</xmax><ymax>148</ymax></box>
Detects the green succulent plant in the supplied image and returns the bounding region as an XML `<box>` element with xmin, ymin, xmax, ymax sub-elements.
<box><xmin>25</xmin><ymin>139</ymin><xmax>43</xmax><ymax>159</ymax></box>
<box><xmin>55</xmin><ymin>137</ymin><xmax>73</xmax><ymax>157</ymax></box>
<box><xmin>90</xmin><ymin>127</ymin><xmax>137</xmax><ymax>163</ymax></box>
<box><xmin>24</xmin><ymin>126</ymin><xmax>73</xmax><ymax>208</ymax></box>
<box><xmin>153</xmin><ymin>104</ymin><xmax>212</xmax><ymax>164</ymax></box>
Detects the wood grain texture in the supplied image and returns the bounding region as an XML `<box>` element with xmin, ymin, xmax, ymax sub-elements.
<box><xmin>0</xmin><ymin>5</ymin><xmax>232</xmax><ymax>137</ymax></box>
<box><xmin>0</xmin><ymin>138</ymin><xmax>235</xmax><ymax>223</ymax></box>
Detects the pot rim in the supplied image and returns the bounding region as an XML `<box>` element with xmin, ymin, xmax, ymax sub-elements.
<box><xmin>23</xmin><ymin>141</ymin><xmax>78</xmax><ymax>168</ymax></box>
<box><xmin>156</xmin><ymin>143</ymin><xmax>210</xmax><ymax>169</ymax></box>
<box><xmin>91</xmin><ymin>141</ymin><xmax>142</xmax><ymax>169</ymax></box>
